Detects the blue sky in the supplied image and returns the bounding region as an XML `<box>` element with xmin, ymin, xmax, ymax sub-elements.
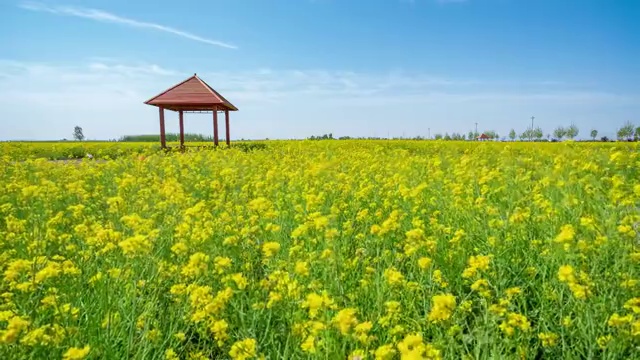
<box><xmin>0</xmin><ymin>0</ymin><xmax>639</xmax><ymax>140</ymax></box>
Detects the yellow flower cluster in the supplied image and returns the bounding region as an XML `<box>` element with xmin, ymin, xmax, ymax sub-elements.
<box><xmin>462</xmin><ymin>255</ymin><xmax>491</xmax><ymax>278</ymax></box>
<box><xmin>428</xmin><ymin>294</ymin><xmax>456</xmax><ymax>322</ymax></box>
<box><xmin>397</xmin><ymin>333</ymin><xmax>441</xmax><ymax>360</ymax></box>
<box><xmin>606</xmin><ymin>298</ymin><xmax>640</xmax><ymax>338</ymax></box>
<box><xmin>557</xmin><ymin>265</ymin><xmax>592</xmax><ymax>299</ymax></box>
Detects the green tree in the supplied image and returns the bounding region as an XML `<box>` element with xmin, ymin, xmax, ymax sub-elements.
<box><xmin>533</xmin><ymin>127</ymin><xmax>544</xmax><ymax>140</ymax></box>
<box><xmin>617</xmin><ymin>122</ymin><xmax>634</xmax><ymax>140</ymax></box>
<box><xmin>508</xmin><ymin>129</ymin><xmax>516</xmax><ymax>141</ymax></box>
<box><xmin>590</xmin><ymin>129</ymin><xmax>598</xmax><ymax>140</ymax></box>
<box><xmin>519</xmin><ymin>131</ymin><xmax>527</xmax><ymax>141</ymax></box>
<box><xmin>73</xmin><ymin>126</ymin><xmax>85</xmax><ymax>141</ymax></box>
<box><xmin>434</xmin><ymin>133</ymin><xmax>443</xmax><ymax>140</ymax></box>
<box><xmin>566</xmin><ymin>124</ymin><xmax>579</xmax><ymax>139</ymax></box>
<box><xmin>521</xmin><ymin>128</ymin><xmax>533</xmax><ymax>141</ymax></box>
<box><xmin>553</xmin><ymin>126</ymin><xmax>566</xmax><ymax>140</ymax></box>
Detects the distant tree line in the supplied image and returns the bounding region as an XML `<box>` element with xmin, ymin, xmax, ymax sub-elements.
<box><xmin>308</xmin><ymin>133</ymin><xmax>335</xmax><ymax>140</ymax></box>
<box><xmin>307</xmin><ymin>122</ymin><xmax>640</xmax><ymax>142</ymax></box>
<box><xmin>119</xmin><ymin>133</ymin><xmax>214</xmax><ymax>142</ymax></box>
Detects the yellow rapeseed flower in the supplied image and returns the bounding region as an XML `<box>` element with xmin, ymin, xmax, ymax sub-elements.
<box><xmin>62</xmin><ymin>346</ymin><xmax>91</xmax><ymax>360</ymax></box>
<box><xmin>607</xmin><ymin>313</ymin><xmax>633</xmax><ymax>327</ymax></box>
<box><xmin>555</xmin><ymin>225</ymin><xmax>575</xmax><ymax>243</ymax></box>
<box><xmin>397</xmin><ymin>333</ymin><xmax>441</xmax><ymax>360</ymax></box>
<box><xmin>597</xmin><ymin>335</ymin><xmax>612</xmax><ymax>349</ymax></box>
<box><xmin>229</xmin><ymin>338</ymin><xmax>257</xmax><ymax>360</ymax></box>
<box><xmin>428</xmin><ymin>294</ymin><xmax>456</xmax><ymax>322</ymax></box>
<box><xmin>301</xmin><ymin>335</ymin><xmax>317</xmax><ymax>353</ymax></box>
<box><xmin>538</xmin><ymin>332</ymin><xmax>559</xmax><ymax>347</ymax></box>
<box><xmin>557</xmin><ymin>265</ymin><xmax>575</xmax><ymax>283</ymax></box>
<box><xmin>384</xmin><ymin>267</ymin><xmax>405</xmax><ymax>286</ymax></box>
<box><xmin>262</xmin><ymin>242</ymin><xmax>281</xmax><ymax>258</ymax></box>
<box><xmin>374</xmin><ymin>344</ymin><xmax>395</xmax><ymax>360</ymax></box>
<box><xmin>214</xmin><ymin>257</ymin><xmax>232</xmax><ymax>274</ymax></box>
<box><xmin>623</xmin><ymin>298</ymin><xmax>640</xmax><ymax>314</ymax></box>
<box><xmin>417</xmin><ymin>257</ymin><xmax>432</xmax><ymax>269</ymax></box>
<box><xmin>165</xmin><ymin>349</ymin><xmax>179</xmax><ymax>360</ymax></box>
<box><xmin>333</xmin><ymin>308</ymin><xmax>358</xmax><ymax>335</ymax></box>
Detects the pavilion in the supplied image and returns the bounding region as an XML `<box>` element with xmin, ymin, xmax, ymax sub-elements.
<box><xmin>144</xmin><ymin>74</ymin><xmax>238</xmax><ymax>148</ymax></box>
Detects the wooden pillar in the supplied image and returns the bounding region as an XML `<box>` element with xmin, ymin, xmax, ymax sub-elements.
<box><xmin>179</xmin><ymin>110</ymin><xmax>185</xmax><ymax>147</ymax></box>
<box><xmin>159</xmin><ymin>106</ymin><xmax>166</xmax><ymax>149</ymax></box>
<box><xmin>213</xmin><ymin>108</ymin><xmax>219</xmax><ymax>146</ymax></box>
<box><xmin>225</xmin><ymin>110</ymin><xmax>230</xmax><ymax>146</ymax></box>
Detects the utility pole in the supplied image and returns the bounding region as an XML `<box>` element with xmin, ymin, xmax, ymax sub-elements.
<box><xmin>530</xmin><ymin>116</ymin><xmax>535</xmax><ymax>142</ymax></box>
<box><xmin>428</xmin><ymin>128</ymin><xmax>431</xmax><ymax>140</ymax></box>
<box><xmin>474</xmin><ymin>122</ymin><xmax>478</xmax><ymax>140</ymax></box>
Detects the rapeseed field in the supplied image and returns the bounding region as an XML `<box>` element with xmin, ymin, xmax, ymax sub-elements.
<box><xmin>0</xmin><ymin>141</ymin><xmax>638</xmax><ymax>359</ymax></box>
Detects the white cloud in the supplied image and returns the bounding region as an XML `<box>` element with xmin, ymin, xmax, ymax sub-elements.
<box><xmin>87</xmin><ymin>62</ymin><xmax>179</xmax><ymax>77</ymax></box>
<box><xmin>0</xmin><ymin>59</ymin><xmax>636</xmax><ymax>140</ymax></box>
<box><xmin>18</xmin><ymin>1</ymin><xmax>237</xmax><ymax>49</ymax></box>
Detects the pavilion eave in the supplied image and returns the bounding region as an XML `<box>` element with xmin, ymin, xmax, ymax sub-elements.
<box><xmin>145</xmin><ymin>103</ymin><xmax>238</xmax><ymax>112</ymax></box>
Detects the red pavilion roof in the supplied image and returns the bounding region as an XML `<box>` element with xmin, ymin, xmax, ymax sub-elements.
<box><xmin>145</xmin><ymin>74</ymin><xmax>238</xmax><ymax>112</ymax></box>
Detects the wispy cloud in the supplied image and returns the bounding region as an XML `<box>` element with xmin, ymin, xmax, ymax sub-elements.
<box><xmin>18</xmin><ymin>1</ymin><xmax>237</xmax><ymax>49</ymax></box>
<box><xmin>87</xmin><ymin>62</ymin><xmax>179</xmax><ymax>77</ymax></box>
